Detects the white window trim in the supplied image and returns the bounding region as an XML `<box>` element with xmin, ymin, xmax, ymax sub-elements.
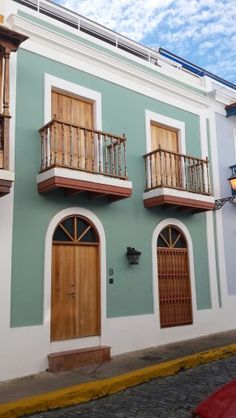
<box><xmin>44</xmin><ymin>73</ymin><xmax>102</xmax><ymax>129</ymax></box>
<box><xmin>145</xmin><ymin>110</ymin><xmax>186</xmax><ymax>154</ymax></box>
<box><xmin>152</xmin><ymin>218</ymin><xmax>197</xmax><ymax>331</ymax></box>
<box><xmin>145</xmin><ymin>110</ymin><xmax>186</xmax><ymax>190</ymax></box>
<box><xmin>44</xmin><ymin>73</ymin><xmax>102</xmax><ymax>171</ymax></box>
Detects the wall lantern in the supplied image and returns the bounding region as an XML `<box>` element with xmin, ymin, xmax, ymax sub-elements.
<box><xmin>126</xmin><ymin>247</ymin><xmax>142</xmax><ymax>265</ymax></box>
<box><xmin>228</xmin><ymin>164</ymin><xmax>236</xmax><ymax>196</ymax></box>
<box><xmin>214</xmin><ymin>164</ymin><xmax>236</xmax><ymax>210</ymax></box>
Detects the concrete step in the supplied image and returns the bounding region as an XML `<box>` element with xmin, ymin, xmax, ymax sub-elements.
<box><xmin>48</xmin><ymin>346</ymin><xmax>111</xmax><ymax>373</ymax></box>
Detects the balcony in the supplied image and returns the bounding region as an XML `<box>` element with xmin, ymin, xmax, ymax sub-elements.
<box><xmin>0</xmin><ymin>114</ymin><xmax>14</xmax><ymax>197</ymax></box>
<box><xmin>37</xmin><ymin>119</ymin><xmax>132</xmax><ymax>200</ymax></box>
<box><xmin>0</xmin><ymin>26</ymin><xmax>28</xmax><ymax>197</ymax></box>
<box><xmin>143</xmin><ymin>147</ymin><xmax>215</xmax><ymax>213</ymax></box>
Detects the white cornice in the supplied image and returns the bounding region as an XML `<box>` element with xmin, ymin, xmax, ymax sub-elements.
<box><xmin>9</xmin><ymin>13</ymin><xmax>212</xmax><ymax>110</ymax></box>
<box><xmin>7</xmin><ymin>4</ymin><xmax>205</xmax><ymax>91</ymax></box>
<box><xmin>207</xmin><ymin>87</ymin><xmax>236</xmax><ymax>115</ymax></box>
<box><xmin>208</xmin><ymin>85</ymin><xmax>236</xmax><ymax>106</ymax></box>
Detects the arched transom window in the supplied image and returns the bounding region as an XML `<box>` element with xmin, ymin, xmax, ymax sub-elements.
<box><xmin>157</xmin><ymin>225</ymin><xmax>187</xmax><ymax>249</ymax></box>
<box><xmin>53</xmin><ymin>215</ymin><xmax>99</xmax><ymax>244</ymax></box>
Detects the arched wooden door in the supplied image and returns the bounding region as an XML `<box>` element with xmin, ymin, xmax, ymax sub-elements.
<box><xmin>157</xmin><ymin>225</ymin><xmax>193</xmax><ymax>328</ymax></box>
<box><xmin>51</xmin><ymin>215</ymin><xmax>100</xmax><ymax>341</ymax></box>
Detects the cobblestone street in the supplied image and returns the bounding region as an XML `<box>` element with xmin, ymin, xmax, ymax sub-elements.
<box><xmin>26</xmin><ymin>356</ymin><xmax>236</xmax><ymax>418</ymax></box>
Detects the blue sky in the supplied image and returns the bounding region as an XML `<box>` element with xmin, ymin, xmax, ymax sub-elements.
<box><xmin>54</xmin><ymin>0</ymin><xmax>236</xmax><ymax>83</ymax></box>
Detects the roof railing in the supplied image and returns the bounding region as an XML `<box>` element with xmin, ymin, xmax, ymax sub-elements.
<box><xmin>12</xmin><ymin>0</ymin><xmax>200</xmax><ymax>77</ymax></box>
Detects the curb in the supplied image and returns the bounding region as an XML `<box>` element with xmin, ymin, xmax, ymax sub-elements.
<box><xmin>1</xmin><ymin>343</ymin><xmax>236</xmax><ymax>417</ymax></box>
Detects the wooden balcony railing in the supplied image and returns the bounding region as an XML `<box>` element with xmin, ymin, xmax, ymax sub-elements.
<box><xmin>0</xmin><ymin>115</ymin><xmax>4</xmax><ymax>169</ymax></box>
<box><xmin>0</xmin><ymin>114</ymin><xmax>10</xmax><ymax>170</ymax></box>
<box><xmin>143</xmin><ymin>147</ymin><xmax>211</xmax><ymax>195</ymax></box>
<box><xmin>0</xmin><ymin>27</ymin><xmax>28</xmax><ymax>173</ymax></box>
<box><xmin>39</xmin><ymin>119</ymin><xmax>128</xmax><ymax>179</ymax></box>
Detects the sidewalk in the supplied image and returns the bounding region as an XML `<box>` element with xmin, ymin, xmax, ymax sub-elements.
<box><xmin>1</xmin><ymin>330</ymin><xmax>236</xmax><ymax>417</ymax></box>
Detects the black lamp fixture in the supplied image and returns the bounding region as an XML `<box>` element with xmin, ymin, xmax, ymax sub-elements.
<box><xmin>126</xmin><ymin>247</ymin><xmax>142</xmax><ymax>265</ymax></box>
<box><xmin>215</xmin><ymin>164</ymin><xmax>236</xmax><ymax>210</ymax></box>
<box><xmin>228</xmin><ymin>164</ymin><xmax>236</xmax><ymax>195</ymax></box>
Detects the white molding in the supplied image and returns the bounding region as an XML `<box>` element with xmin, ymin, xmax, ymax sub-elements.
<box><xmin>145</xmin><ymin>110</ymin><xmax>186</xmax><ymax>154</ymax></box>
<box><xmin>44</xmin><ymin>73</ymin><xmax>102</xmax><ymax>129</ymax></box>
<box><xmin>43</xmin><ymin>207</ymin><xmax>106</xmax><ymax>352</ymax></box>
<box><xmin>199</xmin><ymin>112</ymin><xmax>219</xmax><ymax>310</ymax></box>
<box><xmin>215</xmin><ymin>210</ymin><xmax>228</xmax><ymax>306</ymax></box>
<box><xmin>199</xmin><ymin>111</ymin><xmax>211</xmax><ymax>200</ymax></box>
<box><xmin>151</xmin><ymin>218</ymin><xmax>197</xmax><ymax>331</ymax></box>
<box><xmin>208</xmin><ymin>84</ymin><xmax>236</xmax><ymax>106</ymax></box>
<box><xmin>199</xmin><ymin>112</ymin><xmax>209</xmax><ymax>158</ymax></box>
<box><xmin>37</xmin><ymin>167</ymin><xmax>132</xmax><ymax>189</ymax></box>
<box><xmin>207</xmin><ymin>82</ymin><xmax>236</xmax><ymax>116</ymax></box>
<box><xmin>0</xmin><ymin>41</ymin><xmax>17</xmax><ymax>354</ymax></box>
<box><xmin>206</xmin><ymin>211</ymin><xmax>219</xmax><ymax>309</ymax></box>
<box><xmin>9</xmin><ymin>14</ymin><xmax>213</xmax><ymax>112</ymax></box>
<box><xmin>210</xmin><ymin>103</ymin><xmax>227</xmax><ymax>117</ymax></box>
<box><xmin>143</xmin><ymin>187</ymin><xmax>215</xmax><ymax>204</ymax></box>
<box><xmin>0</xmin><ymin>193</ymin><xmax>14</xmax><ymax>340</ymax></box>
<box><xmin>208</xmin><ymin>111</ymin><xmax>221</xmax><ymax>199</ymax></box>
<box><xmin>6</xmin><ymin>8</ymin><xmax>207</xmax><ymax>94</ymax></box>
<box><xmin>207</xmin><ymin>109</ymin><xmax>228</xmax><ymax>306</ymax></box>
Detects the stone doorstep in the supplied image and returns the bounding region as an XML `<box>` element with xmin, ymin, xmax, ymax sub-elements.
<box><xmin>48</xmin><ymin>346</ymin><xmax>111</xmax><ymax>373</ymax></box>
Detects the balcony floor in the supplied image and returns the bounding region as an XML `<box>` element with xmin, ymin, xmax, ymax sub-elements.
<box><xmin>0</xmin><ymin>170</ymin><xmax>14</xmax><ymax>197</ymax></box>
<box><xmin>37</xmin><ymin>167</ymin><xmax>132</xmax><ymax>201</ymax></box>
<box><xmin>143</xmin><ymin>187</ymin><xmax>215</xmax><ymax>214</ymax></box>
<box><xmin>0</xmin><ymin>179</ymin><xmax>12</xmax><ymax>196</ymax></box>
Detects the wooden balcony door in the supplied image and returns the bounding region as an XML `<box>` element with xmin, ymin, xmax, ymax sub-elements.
<box><xmin>51</xmin><ymin>215</ymin><xmax>100</xmax><ymax>341</ymax></box>
<box><xmin>151</xmin><ymin>122</ymin><xmax>180</xmax><ymax>187</ymax></box>
<box><xmin>157</xmin><ymin>226</ymin><xmax>193</xmax><ymax>328</ymax></box>
<box><xmin>51</xmin><ymin>90</ymin><xmax>94</xmax><ymax>170</ymax></box>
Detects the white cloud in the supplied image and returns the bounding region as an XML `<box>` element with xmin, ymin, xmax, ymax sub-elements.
<box><xmin>55</xmin><ymin>0</ymin><xmax>236</xmax><ymax>82</ymax></box>
<box><xmin>58</xmin><ymin>0</ymin><xmax>174</xmax><ymax>40</ymax></box>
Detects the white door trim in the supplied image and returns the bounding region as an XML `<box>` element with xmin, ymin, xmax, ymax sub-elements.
<box><xmin>152</xmin><ymin>218</ymin><xmax>197</xmax><ymax>332</ymax></box>
<box><xmin>43</xmin><ymin>207</ymin><xmax>106</xmax><ymax>353</ymax></box>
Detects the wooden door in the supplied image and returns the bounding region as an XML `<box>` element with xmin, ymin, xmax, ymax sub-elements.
<box><xmin>51</xmin><ymin>90</ymin><xmax>94</xmax><ymax>170</ymax></box>
<box><xmin>51</xmin><ymin>245</ymin><xmax>76</xmax><ymax>341</ymax></box>
<box><xmin>75</xmin><ymin>246</ymin><xmax>99</xmax><ymax>337</ymax></box>
<box><xmin>157</xmin><ymin>226</ymin><xmax>193</xmax><ymax>328</ymax></box>
<box><xmin>151</xmin><ymin>123</ymin><xmax>180</xmax><ymax>188</ymax></box>
<box><xmin>51</xmin><ymin>215</ymin><xmax>100</xmax><ymax>342</ymax></box>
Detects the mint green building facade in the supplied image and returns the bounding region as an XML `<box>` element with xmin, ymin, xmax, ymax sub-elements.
<box><xmin>12</xmin><ymin>48</ymin><xmax>211</xmax><ymax>326</ymax></box>
<box><xmin>0</xmin><ymin>0</ymin><xmax>232</xmax><ymax>381</ymax></box>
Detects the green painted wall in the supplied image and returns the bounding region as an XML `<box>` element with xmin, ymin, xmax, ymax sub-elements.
<box><xmin>11</xmin><ymin>49</ymin><xmax>211</xmax><ymax>327</ymax></box>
